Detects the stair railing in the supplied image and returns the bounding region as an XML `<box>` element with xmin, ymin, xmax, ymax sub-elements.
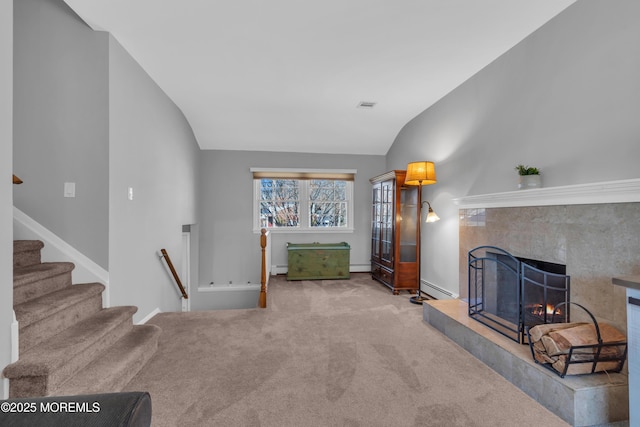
<box><xmin>159</xmin><ymin>249</ymin><xmax>188</xmax><ymax>299</ymax></box>
<box><xmin>259</xmin><ymin>228</ymin><xmax>271</xmax><ymax>308</ymax></box>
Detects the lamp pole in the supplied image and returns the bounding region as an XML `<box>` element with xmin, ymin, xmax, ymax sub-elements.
<box><xmin>404</xmin><ymin>161</ymin><xmax>437</xmax><ymax>304</ymax></box>
<box><xmin>410</xmin><ymin>180</ymin><xmax>424</xmax><ymax>304</ymax></box>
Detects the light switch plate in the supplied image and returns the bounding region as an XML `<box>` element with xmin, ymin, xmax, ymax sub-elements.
<box><xmin>64</xmin><ymin>182</ymin><xmax>75</xmax><ymax>198</ymax></box>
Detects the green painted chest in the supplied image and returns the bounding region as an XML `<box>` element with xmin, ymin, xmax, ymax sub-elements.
<box><xmin>286</xmin><ymin>242</ymin><xmax>350</xmax><ymax>280</ymax></box>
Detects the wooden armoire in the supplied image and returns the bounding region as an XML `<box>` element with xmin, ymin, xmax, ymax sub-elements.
<box><xmin>369</xmin><ymin>170</ymin><xmax>419</xmax><ymax>294</ymax></box>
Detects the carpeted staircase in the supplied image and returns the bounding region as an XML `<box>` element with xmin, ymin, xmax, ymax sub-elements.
<box><xmin>3</xmin><ymin>240</ymin><xmax>161</xmax><ymax>398</ymax></box>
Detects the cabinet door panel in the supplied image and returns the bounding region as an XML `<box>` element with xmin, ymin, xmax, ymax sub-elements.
<box><xmin>399</xmin><ymin>186</ymin><xmax>418</xmax><ymax>263</ymax></box>
<box><xmin>379</xmin><ymin>180</ymin><xmax>394</xmax><ymax>266</ymax></box>
<box><xmin>371</xmin><ymin>184</ymin><xmax>381</xmax><ymax>260</ymax></box>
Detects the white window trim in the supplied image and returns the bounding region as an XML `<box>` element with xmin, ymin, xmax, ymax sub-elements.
<box><xmin>252</xmin><ymin>168</ymin><xmax>356</xmax><ymax>234</ymax></box>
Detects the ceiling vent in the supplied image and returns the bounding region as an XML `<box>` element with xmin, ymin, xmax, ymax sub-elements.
<box><xmin>357</xmin><ymin>101</ymin><xmax>376</xmax><ymax>109</ymax></box>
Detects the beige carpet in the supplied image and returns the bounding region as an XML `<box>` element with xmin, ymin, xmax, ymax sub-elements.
<box><xmin>124</xmin><ymin>273</ymin><xmax>569</xmax><ymax>427</ymax></box>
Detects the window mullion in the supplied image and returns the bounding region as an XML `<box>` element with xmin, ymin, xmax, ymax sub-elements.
<box><xmin>300</xmin><ymin>180</ymin><xmax>310</xmax><ymax>229</ymax></box>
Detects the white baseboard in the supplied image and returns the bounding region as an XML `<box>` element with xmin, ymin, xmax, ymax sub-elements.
<box><xmin>273</xmin><ymin>264</ymin><xmax>371</xmax><ymax>276</ymax></box>
<box><xmin>137</xmin><ymin>308</ymin><xmax>161</xmax><ymax>325</ymax></box>
<box><xmin>421</xmin><ymin>280</ymin><xmax>459</xmax><ymax>300</ymax></box>
<box><xmin>11</xmin><ymin>310</ymin><xmax>18</xmax><ymax>363</ymax></box>
<box><xmin>4</xmin><ymin>311</ymin><xmax>19</xmax><ymax>399</ymax></box>
<box><xmin>349</xmin><ymin>264</ymin><xmax>371</xmax><ymax>273</ymax></box>
<box><xmin>273</xmin><ymin>265</ymin><xmax>288</xmax><ymax>275</ymax></box>
<box><xmin>13</xmin><ymin>207</ymin><xmax>110</xmax><ymax>307</ymax></box>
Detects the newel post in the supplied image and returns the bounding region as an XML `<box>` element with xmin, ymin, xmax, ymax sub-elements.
<box><xmin>259</xmin><ymin>228</ymin><xmax>268</xmax><ymax>308</ymax></box>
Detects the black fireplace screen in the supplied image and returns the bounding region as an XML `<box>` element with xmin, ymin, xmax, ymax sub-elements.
<box><xmin>468</xmin><ymin>246</ymin><xmax>570</xmax><ymax>344</ymax></box>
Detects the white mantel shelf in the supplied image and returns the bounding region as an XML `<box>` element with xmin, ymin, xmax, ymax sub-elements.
<box><xmin>613</xmin><ymin>275</ymin><xmax>640</xmax><ymax>291</ymax></box>
<box><xmin>453</xmin><ymin>178</ymin><xmax>640</xmax><ymax>209</ymax></box>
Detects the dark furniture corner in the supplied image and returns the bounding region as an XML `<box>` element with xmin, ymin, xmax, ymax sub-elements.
<box><xmin>0</xmin><ymin>391</ymin><xmax>152</xmax><ymax>427</ymax></box>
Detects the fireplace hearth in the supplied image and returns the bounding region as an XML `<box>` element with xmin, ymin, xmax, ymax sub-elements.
<box><xmin>454</xmin><ymin>199</ymin><xmax>638</xmax><ymax>424</ymax></box>
<box><xmin>468</xmin><ymin>246</ymin><xmax>570</xmax><ymax>344</ymax></box>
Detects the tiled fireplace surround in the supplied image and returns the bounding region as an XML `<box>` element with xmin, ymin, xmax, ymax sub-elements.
<box><xmin>424</xmin><ymin>179</ymin><xmax>640</xmax><ymax>426</ymax></box>
<box><xmin>458</xmin><ymin>203</ymin><xmax>639</xmax><ymax>333</ymax></box>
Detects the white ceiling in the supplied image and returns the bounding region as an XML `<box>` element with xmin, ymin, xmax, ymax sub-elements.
<box><xmin>63</xmin><ymin>0</ymin><xmax>575</xmax><ymax>155</ymax></box>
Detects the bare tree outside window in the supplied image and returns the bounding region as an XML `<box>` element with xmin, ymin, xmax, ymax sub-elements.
<box><xmin>260</xmin><ymin>179</ymin><xmax>300</xmax><ymax>228</ymax></box>
<box><xmin>256</xmin><ymin>177</ymin><xmax>351</xmax><ymax>230</ymax></box>
<box><xmin>309</xmin><ymin>180</ymin><xmax>347</xmax><ymax>227</ymax></box>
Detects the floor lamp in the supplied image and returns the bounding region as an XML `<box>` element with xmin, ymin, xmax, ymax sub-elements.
<box><xmin>404</xmin><ymin>161</ymin><xmax>438</xmax><ymax>305</ymax></box>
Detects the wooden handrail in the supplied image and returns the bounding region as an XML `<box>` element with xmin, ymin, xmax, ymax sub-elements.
<box><xmin>13</xmin><ymin>174</ymin><xmax>23</xmax><ymax>184</ymax></box>
<box><xmin>259</xmin><ymin>228</ymin><xmax>269</xmax><ymax>308</ymax></box>
<box><xmin>160</xmin><ymin>248</ymin><xmax>188</xmax><ymax>299</ymax></box>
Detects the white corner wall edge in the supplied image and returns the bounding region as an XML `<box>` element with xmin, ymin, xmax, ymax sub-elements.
<box><xmin>13</xmin><ymin>206</ymin><xmax>110</xmax><ymax>307</ymax></box>
<box><xmin>11</xmin><ymin>310</ymin><xmax>18</xmax><ymax>363</ymax></box>
<box><xmin>453</xmin><ymin>178</ymin><xmax>640</xmax><ymax>209</ymax></box>
<box><xmin>8</xmin><ymin>310</ymin><xmax>18</xmax><ymax>392</ymax></box>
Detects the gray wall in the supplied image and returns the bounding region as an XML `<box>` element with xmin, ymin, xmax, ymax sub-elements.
<box><xmin>11</xmin><ymin>0</ymin><xmax>200</xmax><ymax>321</ymax></box>
<box><xmin>108</xmin><ymin>35</ymin><xmax>200</xmax><ymax>319</ymax></box>
<box><xmin>386</xmin><ymin>0</ymin><xmax>640</xmax><ymax>297</ymax></box>
<box><xmin>1</xmin><ymin>0</ymin><xmax>13</xmax><ymax>399</ymax></box>
<box><xmin>13</xmin><ymin>0</ymin><xmax>109</xmax><ymax>269</ymax></box>
<box><xmin>197</xmin><ymin>150</ymin><xmax>385</xmax><ymax>288</ymax></box>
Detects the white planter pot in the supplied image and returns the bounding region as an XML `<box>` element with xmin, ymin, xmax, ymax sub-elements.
<box><xmin>518</xmin><ymin>174</ymin><xmax>542</xmax><ymax>190</ymax></box>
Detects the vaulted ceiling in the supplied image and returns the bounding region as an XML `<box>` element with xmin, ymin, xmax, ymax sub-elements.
<box><xmin>63</xmin><ymin>0</ymin><xmax>575</xmax><ymax>155</ymax></box>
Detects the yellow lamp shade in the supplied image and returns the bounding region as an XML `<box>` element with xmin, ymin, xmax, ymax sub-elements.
<box><xmin>405</xmin><ymin>161</ymin><xmax>436</xmax><ymax>186</ymax></box>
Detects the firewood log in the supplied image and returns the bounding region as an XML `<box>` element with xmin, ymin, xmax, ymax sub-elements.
<box><xmin>532</xmin><ymin>341</ymin><xmax>558</xmax><ymax>364</ymax></box>
<box><xmin>549</xmin><ymin>323</ymin><xmax>626</xmax><ymax>353</ymax></box>
<box><xmin>528</xmin><ymin>322</ymin><xmax>588</xmax><ymax>343</ymax></box>
<box><xmin>541</xmin><ymin>335</ymin><xmax>568</xmax><ymax>356</ymax></box>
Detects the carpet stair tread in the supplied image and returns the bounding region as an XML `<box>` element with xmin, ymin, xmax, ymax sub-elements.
<box><xmin>13</xmin><ymin>262</ymin><xmax>75</xmax><ymax>287</ymax></box>
<box><xmin>15</xmin><ymin>283</ymin><xmax>106</xmax><ymax>353</ymax></box>
<box><xmin>3</xmin><ymin>306</ymin><xmax>137</xmax><ymax>380</ymax></box>
<box><xmin>15</xmin><ymin>283</ymin><xmax>105</xmax><ymax>328</ymax></box>
<box><xmin>13</xmin><ymin>262</ymin><xmax>75</xmax><ymax>305</ymax></box>
<box><xmin>13</xmin><ymin>240</ymin><xmax>44</xmax><ymax>268</ymax></box>
<box><xmin>54</xmin><ymin>325</ymin><xmax>162</xmax><ymax>396</ymax></box>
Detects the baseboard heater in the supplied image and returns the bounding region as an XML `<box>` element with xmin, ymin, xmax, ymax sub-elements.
<box><xmin>422</xmin><ymin>280</ymin><xmax>458</xmax><ymax>299</ymax></box>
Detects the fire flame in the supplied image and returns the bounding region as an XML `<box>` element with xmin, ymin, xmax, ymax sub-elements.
<box><xmin>528</xmin><ymin>304</ymin><xmax>560</xmax><ymax>317</ymax></box>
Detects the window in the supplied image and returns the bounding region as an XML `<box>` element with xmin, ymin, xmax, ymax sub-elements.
<box><xmin>259</xmin><ymin>179</ymin><xmax>300</xmax><ymax>228</ymax></box>
<box><xmin>309</xmin><ymin>179</ymin><xmax>348</xmax><ymax>227</ymax></box>
<box><xmin>252</xmin><ymin>168</ymin><xmax>355</xmax><ymax>233</ymax></box>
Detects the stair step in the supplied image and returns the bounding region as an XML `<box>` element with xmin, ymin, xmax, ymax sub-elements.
<box><xmin>15</xmin><ymin>283</ymin><xmax>105</xmax><ymax>353</ymax></box>
<box><xmin>13</xmin><ymin>262</ymin><xmax>75</xmax><ymax>304</ymax></box>
<box><xmin>3</xmin><ymin>306</ymin><xmax>138</xmax><ymax>397</ymax></box>
<box><xmin>9</xmin><ymin>239</ymin><xmax>160</xmax><ymax>400</ymax></box>
<box><xmin>13</xmin><ymin>240</ymin><xmax>44</xmax><ymax>269</ymax></box>
<box><xmin>55</xmin><ymin>325</ymin><xmax>162</xmax><ymax>396</ymax></box>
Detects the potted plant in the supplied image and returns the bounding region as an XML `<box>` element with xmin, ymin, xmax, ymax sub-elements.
<box><xmin>515</xmin><ymin>164</ymin><xmax>542</xmax><ymax>190</ymax></box>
